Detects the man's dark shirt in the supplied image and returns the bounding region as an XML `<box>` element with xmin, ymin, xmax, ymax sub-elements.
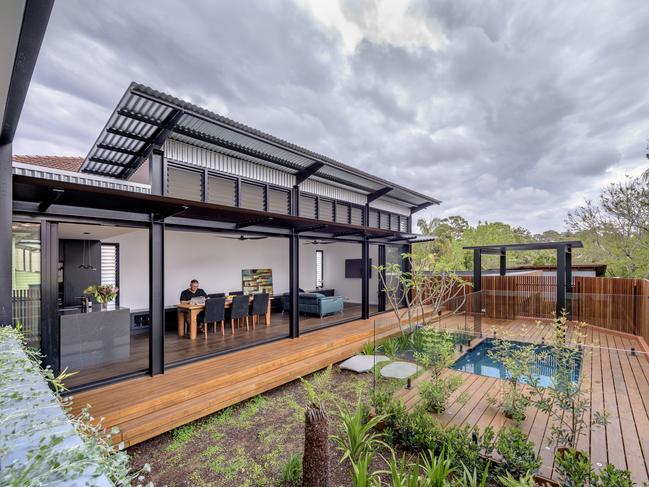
<box><xmin>180</xmin><ymin>288</ymin><xmax>208</xmax><ymax>302</ymax></box>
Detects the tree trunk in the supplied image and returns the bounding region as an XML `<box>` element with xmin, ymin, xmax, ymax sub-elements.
<box><xmin>302</xmin><ymin>403</ymin><xmax>330</xmax><ymax>487</ymax></box>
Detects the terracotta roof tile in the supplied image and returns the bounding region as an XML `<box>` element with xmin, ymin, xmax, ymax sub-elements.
<box><xmin>13</xmin><ymin>155</ymin><xmax>84</xmax><ymax>173</ymax></box>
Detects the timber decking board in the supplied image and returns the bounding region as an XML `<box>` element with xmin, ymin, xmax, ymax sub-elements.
<box><xmin>70</xmin><ymin>309</ymin><xmax>433</xmax><ymax>447</ymax></box>
<box><xmin>400</xmin><ymin>317</ymin><xmax>649</xmax><ymax>482</ymax></box>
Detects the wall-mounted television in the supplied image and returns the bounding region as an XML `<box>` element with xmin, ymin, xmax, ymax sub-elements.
<box><xmin>344</xmin><ymin>259</ymin><xmax>372</xmax><ymax>279</ymax></box>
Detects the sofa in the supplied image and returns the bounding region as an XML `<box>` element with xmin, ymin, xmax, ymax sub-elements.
<box><xmin>280</xmin><ymin>292</ymin><xmax>345</xmax><ymax>317</ymax></box>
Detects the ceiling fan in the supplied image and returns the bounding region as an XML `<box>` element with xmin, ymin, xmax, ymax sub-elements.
<box><xmin>303</xmin><ymin>239</ymin><xmax>335</xmax><ymax>245</ymax></box>
<box><xmin>216</xmin><ymin>235</ymin><xmax>267</xmax><ymax>241</ymax></box>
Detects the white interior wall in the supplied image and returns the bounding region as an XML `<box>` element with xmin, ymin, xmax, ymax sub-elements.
<box><xmin>103</xmin><ymin>228</ymin><xmax>383</xmax><ymax>310</ymax></box>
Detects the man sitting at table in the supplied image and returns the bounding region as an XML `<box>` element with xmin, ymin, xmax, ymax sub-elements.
<box><xmin>180</xmin><ymin>279</ymin><xmax>208</xmax><ymax>302</ymax></box>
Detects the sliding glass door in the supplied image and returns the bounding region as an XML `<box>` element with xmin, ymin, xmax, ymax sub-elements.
<box><xmin>11</xmin><ymin>222</ymin><xmax>41</xmax><ymax>349</ymax></box>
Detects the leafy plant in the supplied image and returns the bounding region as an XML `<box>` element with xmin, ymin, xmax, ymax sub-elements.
<box><xmin>420</xmin><ymin>449</ymin><xmax>455</xmax><ymax>487</ymax></box>
<box><xmin>379</xmin><ymin>450</ymin><xmax>421</xmax><ymax>487</ymax></box>
<box><xmin>494</xmin><ymin>426</ymin><xmax>540</xmax><ymax>480</ymax></box>
<box><xmin>331</xmin><ymin>399</ymin><xmax>388</xmax><ymax>465</ymax></box>
<box><xmin>362</xmin><ymin>341</ymin><xmax>376</xmax><ymax>356</ymax></box>
<box><xmin>458</xmin><ymin>463</ymin><xmax>489</xmax><ymax>487</ymax></box>
<box><xmin>281</xmin><ymin>453</ymin><xmax>302</xmax><ymax>484</ymax></box>
<box><xmin>530</xmin><ymin>313</ymin><xmax>608</xmax><ymax>449</ymax></box>
<box><xmin>83</xmin><ymin>283</ymin><xmax>119</xmax><ymax>304</ymax></box>
<box><xmin>497</xmin><ymin>472</ymin><xmax>536</xmax><ymax>487</ymax></box>
<box><xmin>415</xmin><ymin>328</ymin><xmax>456</xmax><ymax>380</ymax></box>
<box><xmin>593</xmin><ymin>463</ymin><xmax>634</xmax><ymax>487</ymax></box>
<box><xmin>487</xmin><ymin>339</ymin><xmax>538</xmax><ymax>422</ymax></box>
<box><xmin>554</xmin><ymin>448</ymin><xmax>594</xmax><ymax>487</ymax></box>
<box><xmin>381</xmin><ymin>337</ymin><xmax>399</xmax><ymax>358</ymax></box>
<box><xmin>419</xmin><ymin>375</ymin><xmax>462</xmax><ymax>414</ymax></box>
<box><xmin>350</xmin><ymin>452</ymin><xmax>380</xmax><ymax>487</ymax></box>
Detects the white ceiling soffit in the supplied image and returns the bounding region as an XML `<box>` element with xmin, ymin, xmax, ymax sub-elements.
<box><xmin>0</xmin><ymin>1</ymin><xmax>26</xmax><ymax>130</ymax></box>
<box><xmin>58</xmin><ymin>223</ymin><xmax>143</xmax><ymax>241</ymax></box>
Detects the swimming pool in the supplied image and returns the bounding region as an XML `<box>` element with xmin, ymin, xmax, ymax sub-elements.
<box><xmin>451</xmin><ymin>339</ymin><xmax>582</xmax><ymax>388</ymax></box>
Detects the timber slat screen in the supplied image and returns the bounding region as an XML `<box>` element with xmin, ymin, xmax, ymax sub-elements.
<box><xmin>442</xmin><ymin>275</ymin><xmax>649</xmax><ymax>342</ymax></box>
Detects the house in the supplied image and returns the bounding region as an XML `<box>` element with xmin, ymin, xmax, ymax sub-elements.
<box><xmin>8</xmin><ymin>82</ymin><xmax>440</xmax><ymax>392</ymax></box>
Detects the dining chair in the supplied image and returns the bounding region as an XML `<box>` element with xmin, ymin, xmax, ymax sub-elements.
<box><xmin>229</xmin><ymin>291</ymin><xmax>244</xmax><ymax>296</ymax></box>
<box><xmin>250</xmin><ymin>292</ymin><xmax>270</xmax><ymax>330</ymax></box>
<box><xmin>208</xmin><ymin>292</ymin><xmax>226</xmax><ymax>299</ymax></box>
<box><xmin>229</xmin><ymin>294</ymin><xmax>250</xmax><ymax>333</ymax></box>
<box><xmin>203</xmin><ymin>297</ymin><xmax>226</xmax><ymax>337</ymax></box>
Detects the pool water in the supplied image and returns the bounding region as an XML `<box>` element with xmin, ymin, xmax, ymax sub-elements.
<box><xmin>451</xmin><ymin>339</ymin><xmax>582</xmax><ymax>388</ymax></box>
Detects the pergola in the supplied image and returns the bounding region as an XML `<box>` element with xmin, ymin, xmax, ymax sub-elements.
<box><xmin>463</xmin><ymin>241</ymin><xmax>584</xmax><ymax>315</ymax></box>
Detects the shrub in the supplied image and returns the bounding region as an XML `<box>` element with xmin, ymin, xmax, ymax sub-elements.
<box><xmin>362</xmin><ymin>341</ymin><xmax>376</xmax><ymax>356</ymax></box>
<box><xmin>379</xmin><ymin>450</ymin><xmax>421</xmax><ymax>487</ymax></box>
<box><xmin>281</xmin><ymin>453</ymin><xmax>302</xmax><ymax>484</ymax></box>
<box><xmin>593</xmin><ymin>463</ymin><xmax>634</xmax><ymax>487</ymax></box>
<box><xmin>414</xmin><ymin>329</ymin><xmax>456</xmax><ymax>380</ymax></box>
<box><xmin>443</xmin><ymin>425</ymin><xmax>490</xmax><ymax>475</ymax></box>
<box><xmin>393</xmin><ymin>405</ymin><xmax>446</xmax><ymax>452</ymax></box>
<box><xmin>420</xmin><ymin>449</ymin><xmax>455</xmax><ymax>487</ymax></box>
<box><xmin>419</xmin><ymin>375</ymin><xmax>462</xmax><ymax>414</ymax></box>
<box><xmin>459</xmin><ymin>463</ymin><xmax>489</xmax><ymax>487</ymax></box>
<box><xmin>332</xmin><ymin>399</ymin><xmax>388</xmax><ymax>465</ymax></box>
<box><xmin>494</xmin><ymin>427</ymin><xmax>540</xmax><ymax>481</ymax></box>
<box><xmin>554</xmin><ymin>448</ymin><xmax>594</xmax><ymax>487</ymax></box>
<box><xmin>350</xmin><ymin>452</ymin><xmax>379</xmax><ymax>487</ymax></box>
<box><xmin>497</xmin><ymin>472</ymin><xmax>535</xmax><ymax>487</ymax></box>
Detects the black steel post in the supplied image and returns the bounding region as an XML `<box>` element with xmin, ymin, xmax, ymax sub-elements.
<box><xmin>499</xmin><ymin>251</ymin><xmax>507</xmax><ymax>276</ymax></box>
<box><xmin>472</xmin><ymin>249</ymin><xmax>482</xmax><ymax>335</ymax></box>
<box><xmin>149</xmin><ymin>217</ymin><xmax>164</xmax><ymax>375</ymax></box>
<box><xmin>0</xmin><ymin>143</ymin><xmax>12</xmax><ymax>325</ymax></box>
<box><xmin>291</xmin><ymin>186</ymin><xmax>300</xmax><ymax>216</ymax></box>
<box><xmin>361</xmin><ymin>237</ymin><xmax>369</xmax><ymax>319</ymax></box>
<box><xmin>378</xmin><ymin>244</ymin><xmax>386</xmax><ymax>312</ymax></box>
<box><xmin>40</xmin><ymin>221</ymin><xmax>59</xmax><ymax>374</ymax></box>
<box><xmin>289</xmin><ymin>229</ymin><xmax>300</xmax><ymax>338</ymax></box>
<box><xmin>473</xmin><ymin>250</ymin><xmax>482</xmax><ymax>292</ymax></box>
<box><xmin>556</xmin><ymin>245</ymin><xmax>566</xmax><ymax>316</ymax></box>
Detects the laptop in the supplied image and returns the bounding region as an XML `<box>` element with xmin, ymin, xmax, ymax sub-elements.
<box><xmin>190</xmin><ymin>296</ymin><xmax>206</xmax><ymax>305</ymax></box>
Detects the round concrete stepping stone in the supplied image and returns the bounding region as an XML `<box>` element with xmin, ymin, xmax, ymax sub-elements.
<box><xmin>380</xmin><ymin>361</ymin><xmax>419</xmax><ymax>379</ymax></box>
<box><xmin>339</xmin><ymin>354</ymin><xmax>390</xmax><ymax>373</ymax></box>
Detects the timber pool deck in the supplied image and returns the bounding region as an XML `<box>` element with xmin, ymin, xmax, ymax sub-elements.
<box><xmin>395</xmin><ymin>318</ymin><xmax>649</xmax><ymax>483</ymax></box>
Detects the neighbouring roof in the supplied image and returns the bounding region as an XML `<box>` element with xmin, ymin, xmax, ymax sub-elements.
<box><xmin>82</xmin><ymin>82</ymin><xmax>441</xmax><ymax>211</ymax></box>
<box><xmin>13</xmin><ymin>155</ymin><xmax>84</xmax><ymax>172</ymax></box>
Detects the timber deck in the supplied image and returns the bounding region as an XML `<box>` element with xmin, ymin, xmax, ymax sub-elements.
<box><xmin>69</xmin><ymin>310</ymin><xmax>410</xmax><ymax>448</ymax></box>
<box><xmin>395</xmin><ymin>317</ymin><xmax>649</xmax><ymax>484</ymax></box>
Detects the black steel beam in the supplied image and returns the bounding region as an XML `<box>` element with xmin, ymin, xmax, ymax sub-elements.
<box><xmin>88</xmin><ymin>156</ymin><xmax>130</xmax><ymax>167</ymax></box>
<box><xmin>154</xmin><ymin>205</ymin><xmax>189</xmax><ymax>222</ymax></box>
<box><xmin>96</xmin><ymin>144</ymin><xmax>138</xmax><ymax>156</ymax></box>
<box><xmin>289</xmin><ymin>229</ymin><xmax>300</xmax><ymax>338</ymax></box>
<box><xmin>332</xmin><ymin>229</ymin><xmax>365</xmax><ymax>238</ymax></box>
<box><xmin>38</xmin><ymin>188</ymin><xmax>64</xmax><ymax>212</ymax></box>
<box><xmin>106</xmin><ymin>128</ymin><xmax>151</xmax><ymax>143</ymax></box>
<box><xmin>117</xmin><ymin>108</ymin><xmax>165</xmax><ymax>127</ymax></box>
<box><xmin>150</xmin><ymin>149</ymin><xmax>164</xmax><ymax>195</ymax></box>
<box><xmin>410</xmin><ymin>201</ymin><xmax>435</xmax><ymax>214</ymax></box>
<box><xmin>235</xmin><ymin>217</ymin><xmax>273</xmax><ymax>229</ymax></box>
<box><xmin>40</xmin><ymin>221</ymin><xmax>59</xmax><ymax>373</ymax></box>
<box><xmin>295</xmin><ymin>161</ymin><xmax>325</xmax><ymax>185</ymax></box>
<box><xmin>366</xmin><ymin>186</ymin><xmax>392</xmax><ymax>203</ymax></box>
<box><xmin>0</xmin><ymin>143</ymin><xmax>11</xmax><ymax>324</ymax></box>
<box><xmin>0</xmin><ymin>0</ymin><xmax>54</xmax><ymax>143</ymax></box>
<box><xmin>149</xmin><ymin>216</ymin><xmax>165</xmax><ymax>375</ymax></box>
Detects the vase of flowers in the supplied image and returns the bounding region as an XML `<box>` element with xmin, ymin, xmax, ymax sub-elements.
<box><xmin>84</xmin><ymin>284</ymin><xmax>119</xmax><ymax>310</ymax></box>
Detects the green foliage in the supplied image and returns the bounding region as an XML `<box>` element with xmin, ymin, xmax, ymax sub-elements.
<box><xmin>381</xmin><ymin>337</ymin><xmax>400</xmax><ymax>358</ymax></box>
<box><xmin>0</xmin><ymin>326</ymin><xmax>152</xmax><ymax>487</ymax></box>
<box><xmin>419</xmin><ymin>375</ymin><xmax>463</xmax><ymax>414</ymax></box>
<box><xmin>420</xmin><ymin>449</ymin><xmax>455</xmax><ymax>487</ymax></box>
<box><xmin>493</xmin><ymin>427</ymin><xmax>540</xmax><ymax>480</ymax></box>
<box><xmin>350</xmin><ymin>452</ymin><xmax>380</xmax><ymax>487</ymax></box>
<box><xmin>554</xmin><ymin>448</ymin><xmax>594</xmax><ymax>487</ymax></box>
<box><xmin>458</xmin><ymin>463</ymin><xmax>489</xmax><ymax>487</ymax></box>
<box><xmin>301</xmin><ymin>364</ymin><xmax>334</xmax><ymax>407</ymax></box>
<box><xmin>496</xmin><ymin>472</ymin><xmax>535</xmax><ymax>487</ymax></box>
<box><xmin>362</xmin><ymin>341</ymin><xmax>376</xmax><ymax>356</ymax></box>
<box><xmin>331</xmin><ymin>399</ymin><xmax>388</xmax><ymax>465</ymax></box>
<box><xmin>593</xmin><ymin>463</ymin><xmax>634</xmax><ymax>487</ymax></box>
<box><xmin>167</xmin><ymin>423</ymin><xmax>198</xmax><ymax>452</ymax></box>
<box><xmin>380</xmin><ymin>451</ymin><xmax>421</xmax><ymax>487</ymax></box>
<box><xmin>281</xmin><ymin>453</ymin><xmax>302</xmax><ymax>484</ymax></box>
<box><xmin>415</xmin><ymin>328</ymin><xmax>456</xmax><ymax>380</ymax></box>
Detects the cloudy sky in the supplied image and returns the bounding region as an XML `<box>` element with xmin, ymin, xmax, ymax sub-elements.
<box><xmin>13</xmin><ymin>0</ymin><xmax>649</xmax><ymax>232</ymax></box>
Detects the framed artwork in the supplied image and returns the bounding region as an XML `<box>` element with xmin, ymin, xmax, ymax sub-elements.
<box><xmin>242</xmin><ymin>268</ymin><xmax>273</xmax><ymax>295</ymax></box>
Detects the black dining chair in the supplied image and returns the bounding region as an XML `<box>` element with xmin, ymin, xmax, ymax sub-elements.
<box><xmin>208</xmin><ymin>293</ymin><xmax>226</xmax><ymax>299</ymax></box>
<box><xmin>203</xmin><ymin>297</ymin><xmax>226</xmax><ymax>337</ymax></box>
<box><xmin>250</xmin><ymin>292</ymin><xmax>270</xmax><ymax>330</ymax></box>
<box><xmin>229</xmin><ymin>294</ymin><xmax>250</xmax><ymax>333</ymax></box>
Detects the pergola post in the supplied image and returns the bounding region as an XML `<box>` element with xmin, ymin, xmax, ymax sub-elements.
<box><xmin>499</xmin><ymin>251</ymin><xmax>507</xmax><ymax>276</ymax></box>
<box><xmin>473</xmin><ymin>249</ymin><xmax>482</xmax><ymax>292</ymax></box>
<box><xmin>556</xmin><ymin>244</ymin><xmax>567</xmax><ymax>316</ymax></box>
<box><xmin>361</xmin><ymin>236</ymin><xmax>369</xmax><ymax>320</ymax></box>
<box><xmin>472</xmin><ymin>249</ymin><xmax>482</xmax><ymax>334</ymax></box>
<box><xmin>149</xmin><ymin>149</ymin><xmax>165</xmax><ymax>375</ymax></box>
<box><xmin>289</xmin><ymin>228</ymin><xmax>300</xmax><ymax>338</ymax></box>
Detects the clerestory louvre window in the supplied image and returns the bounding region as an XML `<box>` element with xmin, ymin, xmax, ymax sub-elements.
<box><xmin>240</xmin><ymin>182</ymin><xmax>266</xmax><ymax>210</ymax></box>
<box><xmin>350</xmin><ymin>206</ymin><xmax>364</xmax><ymax>226</ymax></box>
<box><xmin>299</xmin><ymin>195</ymin><xmax>317</xmax><ymax>219</ymax></box>
<box><xmin>335</xmin><ymin>202</ymin><xmax>350</xmax><ymax>224</ymax></box>
<box><xmin>319</xmin><ymin>199</ymin><xmax>334</xmax><ymax>222</ymax></box>
<box><xmin>166</xmin><ymin>166</ymin><xmax>203</xmax><ymax>201</ymax></box>
<box><xmin>268</xmin><ymin>188</ymin><xmax>290</xmax><ymax>214</ymax></box>
<box><xmin>207</xmin><ymin>174</ymin><xmax>237</xmax><ymax>206</ymax></box>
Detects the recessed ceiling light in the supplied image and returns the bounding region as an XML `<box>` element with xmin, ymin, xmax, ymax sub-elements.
<box><xmin>83</xmin><ymin>232</ymin><xmax>91</xmax><ymax>235</ymax></box>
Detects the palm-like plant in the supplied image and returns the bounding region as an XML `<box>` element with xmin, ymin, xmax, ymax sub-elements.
<box><xmin>351</xmin><ymin>452</ymin><xmax>381</xmax><ymax>487</ymax></box>
<box><xmin>378</xmin><ymin>450</ymin><xmax>421</xmax><ymax>487</ymax></box>
<box><xmin>331</xmin><ymin>399</ymin><xmax>388</xmax><ymax>465</ymax></box>
<box><xmin>420</xmin><ymin>450</ymin><xmax>454</xmax><ymax>487</ymax></box>
<box><xmin>458</xmin><ymin>463</ymin><xmax>489</xmax><ymax>487</ymax></box>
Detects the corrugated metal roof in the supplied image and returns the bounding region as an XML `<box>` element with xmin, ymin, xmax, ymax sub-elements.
<box><xmin>82</xmin><ymin>82</ymin><xmax>441</xmax><ymax>211</ymax></box>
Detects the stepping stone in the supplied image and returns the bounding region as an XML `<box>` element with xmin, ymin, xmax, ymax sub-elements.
<box><xmin>380</xmin><ymin>361</ymin><xmax>419</xmax><ymax>379</ymax></box>
<box><xmin>339</xmin><ymin>354</ymin><xmax>390</xmax><ymax>373</ymax></box>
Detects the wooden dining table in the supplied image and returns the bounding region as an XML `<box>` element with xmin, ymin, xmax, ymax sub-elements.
<box><xmin>176</xmin><ymin>296</ymin><xmax>273</xmax><ymax>339</ymax></box>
